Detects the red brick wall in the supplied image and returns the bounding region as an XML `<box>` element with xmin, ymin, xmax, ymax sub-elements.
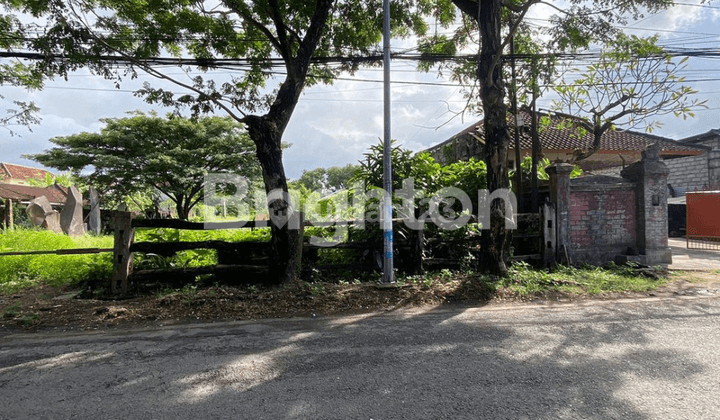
<box><xmin>570</xmin><ymin>189</ymin><xmax>636</xmax><ymax>249</ymax></box>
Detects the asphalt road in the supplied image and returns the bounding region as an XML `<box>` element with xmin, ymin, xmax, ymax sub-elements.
<box><xmin>2</xmin><ymin>295</ymin><xmax>720</xmax><ymax>420</ymax></box>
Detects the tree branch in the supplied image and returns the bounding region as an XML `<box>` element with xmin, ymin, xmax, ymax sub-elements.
<box><xmin>493</xmin><ymin>0</ymin><xmax>541</xmax><ymax>74</ymax></box>
<box><xmin>221</xmin><ymin>0</ymin><xmax>283</xmax><ymax>54</ymax></box>
<box><xmin>267</xmin><ymin>0</ymin><xmax>292</xmax><ymax>60</ymax></box>
<box><xmin>67</xmin><ymin>4</ymin><xmax>247</xmax><ymax>121</ymax></box>
<box><xmin>451</xmin><ymin>0</ymin><xmax>478</xmax><ymax>19</ymax></box>
<box><xmin>596</xmin><ymin>93</ymin><xmax>633</xmax><ymax>118</ymax></box>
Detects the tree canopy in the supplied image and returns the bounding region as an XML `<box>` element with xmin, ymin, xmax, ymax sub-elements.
<box><xmin>27</xmin><ymin>112</ymin><xmax>259</xmax><ymax>220</ymax></box>
<box><xmin>416</xmin><ymin>0</ymin><xmax>686</xmax><ymax>276</ymax></box>
<box><xmin>8</xmin><ymin>0</ymin><xmax>453</xmax><ymax>282</ymax></box>
<box><xmin>551</xmin><ymin>34</ymin><xmax>707</xmax><ymax>162</ymax></box>
<box><xmin>0</xmin><ymin>11</ymin><xmax>43</xmax><ymax>133</ymax></box>
<box><xmin>295</xmin><ymin>164</ymin><xmax>360</xmax><ymax>193</ymax></box>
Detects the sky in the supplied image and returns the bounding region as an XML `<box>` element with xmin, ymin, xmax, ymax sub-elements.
<box><xmin>2</xmin><ymin>0</ymin><xmax>720</xmax><ymax>181</ymax></box>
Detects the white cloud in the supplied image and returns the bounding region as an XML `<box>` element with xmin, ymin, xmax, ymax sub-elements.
<box><xmin>651</xmin><ymin>1</ymin><xmax>709</xmax><ymax>33</ymax></box>
<box><xmin>0</xmin><ymin>113</ymin><xmax>102</xmax><ymax>170</ymax></box>
<box><xmin>3</xmin><ymin>1</ymin><xmax>720</xmax><ymax>180</ymax></box>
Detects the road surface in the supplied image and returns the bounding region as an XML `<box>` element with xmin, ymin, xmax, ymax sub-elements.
<box><xmin>2</xmin><ymin>295</ymin><xmax>720</xmax><ymax>419</ymax></box>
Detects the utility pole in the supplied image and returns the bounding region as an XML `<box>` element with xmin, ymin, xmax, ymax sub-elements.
<box><xmin>381</xmin><ymin>0</ymin><xmax>394</xmax><ymax>283</ymax></box>
<box><xmin>511</xmin><ymin>37</ymin><xmax>523</xmax><ymax>212</ymax></box>
<box><xmin>531</xmin><ymin>58</ymin><xmax>540</xmax><ymax>213</ymax></box>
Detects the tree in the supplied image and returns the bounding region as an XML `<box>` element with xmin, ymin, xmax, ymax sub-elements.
<box><xmin>27</xmin><ymin>112</ymin><xmax>260</xmax><ymax>220</ymax></box>
<box><xmin>26</xmin><ymin>171</ymin><xmax>81</xmax><ymax>188</ymax></box>
<box><xmin>0</xmin><ymin>11</ymin><xmax>43</xmax><ymax>133</ymax></box>
<box><xmin>423</xmin><ymin>0</ymin><xmax>679</xmax><ymax>276</ymax></box>
<box><xmin>297</xmin><ymin>168</ymin><xmax>328</xmax><ymax>192</ymax></box>
<box><xmin>15</xmin><ymin>0</ymin><xmax>449</xmax><ymax>282</ymax></box>
<box><xmin>326</xmin><ymin>164</ymin><xmax>360</xmax><ymax>191</ymax></box>
<box><xmin>551</xmin><ymin>34</ymin><xmax>706</xmax><ymax>163</ymax></box>
<box><xmin>296</xmin><ymin>163</ymin><xmax>359</xmax><ymax>193</ymax></box>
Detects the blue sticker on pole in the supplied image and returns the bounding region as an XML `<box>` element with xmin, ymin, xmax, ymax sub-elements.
<box><xmin>384</xmin><ymin>230</ymin><xmax>393</xmax><ymax>242</ymax></box>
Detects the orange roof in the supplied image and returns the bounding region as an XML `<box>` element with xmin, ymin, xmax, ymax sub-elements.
<box><xmin>0</xmin><ymin>162</ymin><xmax>54</xmax><ymax>184</ymax></box>
<box><xmin>0</xmin><ymin>183</ymin><xmax>68</xmax><ymax>204</ymax></box>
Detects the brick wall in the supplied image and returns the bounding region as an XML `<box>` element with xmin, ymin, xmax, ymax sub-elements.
<box><xmin>548</xmin><ymin>145</ymin><xmax>671</xmax><ymax>266</ymax></box>
<box><xmin>664</xmin><ymin>154</ymin><xmax>709</xmax><ymax>193</ymax></box>
<box><xmin>569</xmin><ymin>181</ymin><xmax>636</xmax><ymax>264</ymax></box>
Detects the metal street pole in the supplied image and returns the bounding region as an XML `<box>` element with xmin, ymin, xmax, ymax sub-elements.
<box><xmin>381</xmin><ymin>0</ymin><xmax>394</xmax><ymax>283</ymax></box>
<box><xmin>510</xmin><ymin>37</ymin><xmax>523</xmax><ymax>212</ymax></box>
<box><xmin>531</xmin><ymin>59</ymin><xmax>540</xmax><ymax>213</ymax></box>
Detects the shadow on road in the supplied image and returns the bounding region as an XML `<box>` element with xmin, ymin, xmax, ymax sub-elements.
<box><xmin>1</xmin><ymin>296</ymin><xmax>716</xmax><ymax>419</ymax></box>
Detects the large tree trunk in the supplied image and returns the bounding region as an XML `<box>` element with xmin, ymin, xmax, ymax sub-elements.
<box><xmin>477</xmin><ymin>0</ymin><xmax>511</xmax><ymax>276</ymax></box>
<box><xmin>174</xmin><ymin>194</ymin><xmax>191</xmax><ymax>221</ymax></box>
<box><xmin>244</xmin><ymin>63</ymin><xmax>311</xmax><ymax>283</ymax></box>
<box><xmin>245</xmin><ymin>113</ymin><xmax>302</xmax><ymax>284</ymax></box>
<box><xmin>238</xmin><ymin>0</ymin><xmax>332</xmax><ymax>283</ymax></box>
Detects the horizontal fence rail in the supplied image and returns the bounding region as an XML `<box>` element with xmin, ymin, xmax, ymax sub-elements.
<box><xmin>131</xmin><ymin>217</ymin><xmax>411</xmax><ymax>229</ymax></box>
<box><xmin>0</xmin><ymin>247</ymin><xmax>113</xmax><ymax>257</ymax></box>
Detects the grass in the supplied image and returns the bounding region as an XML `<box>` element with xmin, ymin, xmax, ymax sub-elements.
<box><xmin>2</xmin><ymin>226</ymin><xmax>672</xmax><ymax>299</ymax></box>
<box><xmin>503</xmin><ymin>262</ymin><xmax>668</xmax><ymax>295</ymax></box>
<box><xmin>0</xmin><ymin>228</ymin><xmax>113</xmax><ymax>293</ymax></box>
<box><xmin>134</xmin><ymin>227</ymin><xmax>271</xmax><ymax>243</ymax></box>
<box><xmin>133</xmin><ymin>227</ymin><xmax>272</xmax><ymax>270</ymax></box>
<box><xmin>392</xmin><ymin>262</ymin><xmax>669</xmax><ymax>297</ymax></box>
<box><xmin>2</xmin><ymin>303</ymin><xmax>21</xmax><ymax>318</ymax></box>
<box><xmin>0</xmin><ymin>227</ymin><xmax>273</xmax><ymax>294</ymax></box>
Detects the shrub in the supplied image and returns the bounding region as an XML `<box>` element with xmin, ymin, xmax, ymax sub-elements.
<box><xmin>0</xmin><ymin>228</ymin><xmax>113</xmax><ymax>293</ymax></box>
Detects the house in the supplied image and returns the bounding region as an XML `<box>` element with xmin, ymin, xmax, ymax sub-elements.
<box><xmin>0</xmin><ymin>162</ymin><xmax>54</xmax><ymax>185</ymax></box>
<box><xmin>0</xmin><ymin>163</ymin><xmax>67</xmax><ymax>228</ymax></box>
<box><xmin>680</xmin><ymin>129</ymin><xmax>720</xmax><ymax>150</ymax></box>
<box><xmin>0</xmin><ymin>162</ymin><xmax>66</xmax><ymax>204</ymax></box>
<box><xmin>0</xmin><ymin>183</ymin><xmax>68</xmax><ymax>206</ymax></box>
<box><xmin>665</xmin><ymin>129</ymin><xmax>720</xmax><ymax>193</ymax></box>
<box><xmin>424</xmin><ymin>109</ymin><xmax>709</xmax><ymax>174</ymax></box>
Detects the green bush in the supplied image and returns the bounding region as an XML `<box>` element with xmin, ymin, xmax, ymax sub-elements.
<box><xmin>132</xmin><ymin>227</ymin><xmax>271</xmax><ymax>270</ymax></box>
<box><xmin>0</xmin><ymin>228</ymin><xmax>113</xmax><ymax>293</ymax></box>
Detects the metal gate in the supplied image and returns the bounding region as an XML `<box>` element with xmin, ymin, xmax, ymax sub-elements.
<box><xmin>686</xmin><ymin>191</ymin><xmax>720</xmax><ymax>250</ymax></box>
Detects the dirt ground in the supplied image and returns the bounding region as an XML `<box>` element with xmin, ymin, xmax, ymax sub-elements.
<box><xmin>2</xmin><ymin>270</ymin><xmax>719</xmax><ymax>334</ymax></box>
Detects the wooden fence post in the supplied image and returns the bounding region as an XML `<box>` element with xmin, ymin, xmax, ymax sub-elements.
<box><xmin>293</xmin><ymin>212</ymin><xmax>305</xmax><ymax>279</ymax></box>
<box><xmin>3</xmin><ymin>199</ymin><xmax>13</xmax><ymax>230</ymax></box>
<box><xmin>409</xmin><ymin>210</ymin><xmax>424</xmax><ymax>275</ymax></box>
<box><xmin>112</xmin><ymin>211</ymin><xmax>134</xmax><ymax>294</ymax></box>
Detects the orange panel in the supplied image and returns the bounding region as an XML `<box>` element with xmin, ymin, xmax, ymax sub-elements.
<box><xmin>686</xmin><ymin>192</ymin><xmax>720</xmax><ymax>238</ymax></box>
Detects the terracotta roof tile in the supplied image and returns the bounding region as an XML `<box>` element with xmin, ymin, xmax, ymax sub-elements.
<box><xmin>0</xmin><ymin>183</ymin><xmax>68</xmax><ymax>204</ymax></box>
<box><xmin>435</xmin><ymin>109</ymin><xmax>708</xmax><ymax>156</ymax></box>
<box><xmin>0</xmin><ymin>162</ymin><xmax>54</xmax><ymax>184</ymax></box>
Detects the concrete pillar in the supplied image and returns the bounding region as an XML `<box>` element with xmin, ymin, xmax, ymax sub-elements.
<box><xmin>546</xmin><ymin>162</ymin><xmax>574</xmax><ymax>264</ymax></box>
<box><xmin>709</xmin><ymin>149</ymin><xmax>720</xmax><ymax>190</ymax></box>
<box><xmin>88</xmin><ymin>186</ymin><xmax>102</xmax><ymax>235</ymax></box>
<box><xmin>621</xmin><ymin>143</ymin><xmax>672</xmax><ymax>265</ymax></box>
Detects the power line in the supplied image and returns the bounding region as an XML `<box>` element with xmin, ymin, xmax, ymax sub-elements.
<box><xmin>674</xmin><ymin>2</ymin><xmax>720</xmax><ymax>9</ymax></box>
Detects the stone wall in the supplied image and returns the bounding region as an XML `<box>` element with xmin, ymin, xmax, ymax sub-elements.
<box><xmin>664</xmin><ymin>154</ymin><xmax>709</xmax><ymax>194</ymax></box>
<box><xmin>709</xmin><ymin>150</ymin><xmax>720</xmax><ymax>190</ymax></box>
<box><xmin>426</xmin><ymin>135</ymin><xmax>483</xmax><ymax>166</ymax></box>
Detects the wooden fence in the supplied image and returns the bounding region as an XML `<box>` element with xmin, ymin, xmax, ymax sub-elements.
<box><xmin>1</xmin><ymin>202</ymin><xmax>556</xmax><ymax>294</ymax></box>
<box><xmin>110</xmin><ymin>211</ymin><xmax>427</xmax><ymax>294</ymax></box>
